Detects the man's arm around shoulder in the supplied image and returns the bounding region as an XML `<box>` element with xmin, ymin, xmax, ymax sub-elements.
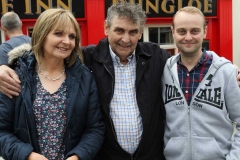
<box><xmin>0</xmin><ymin>65</ymin><xmax>21</xmax><ymax>98</ymax></box>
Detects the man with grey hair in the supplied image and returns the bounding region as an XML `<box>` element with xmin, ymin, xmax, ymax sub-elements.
<box><xmin>0</xmin><ymin>12</ymin><xmax>31</xmax><ymax>65</ymax></box>
<box><xmin>82</xmin><ymin>2</ymin><xmax>170</xmax><ymax>159</ymax></box>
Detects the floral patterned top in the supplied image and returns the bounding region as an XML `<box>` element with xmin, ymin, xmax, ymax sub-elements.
<box><xmin>33</xmin><ymin>75</ymin><xmax>67</xmax><ymax>160</ymax></box>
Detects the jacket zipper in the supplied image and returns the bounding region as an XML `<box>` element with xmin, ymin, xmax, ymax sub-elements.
<box><xmin>66</xmin><ymin>129</ymin><xmax>70</xmax><ymax>154</ymax></box>
<box><xmin>103</xmin><ymin>64</ymin><xmax>118</xmax><ymax>142</ymax></box>
<box><xmin>103</xmin><ymin>61</ymin><xmax>139</xmax><ymax>160</ymax></box>
<box><xmin>104</xmin><ymin>63</ymin><xmax>135</xmax><ymax>159</ymax></box>
<box><xmin>25</xmin><ymin>112</ymin><xmax>32</xmax><ymax>146</ymax></box>
<box><xmin>188</xmin><ymin>106</ymin><xmax>193</xmax><ymax>160</ymax></box>
<box><xmin>24</xmin><ymin>79</ymin><xmax>35</xmax><ymax>150</ymax></box>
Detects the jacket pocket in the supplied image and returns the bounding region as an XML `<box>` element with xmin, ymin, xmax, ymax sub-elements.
<box><xmin>192</xmin><ymin>137</ymin><xmax>225</xmax><ymax>160</ymax></box>
<box><xmin>164</xmin><ymin>137</ymin><xmax>189</xmax><ymax>160</ymax></box>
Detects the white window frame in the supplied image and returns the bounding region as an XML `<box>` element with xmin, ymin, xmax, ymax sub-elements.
<box><xmin>1</xmin><ymin>29</ymin><xmax>5</xmax><ymax>43</ymax></box>
<box><xmin>143</xmin><ymin>24</ymin><xmax>178</xmax><ymax>55</ymax></box>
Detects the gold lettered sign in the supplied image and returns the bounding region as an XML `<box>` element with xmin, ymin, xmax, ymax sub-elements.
<box><xmin>0</xmin><ymin>0</ymin><xmax>85</xmax><ymax>19</ymax></box>
<box><xmin>105</xmin><ymin>0</ymin><xmax>217</xmax><ymax>17</ymax></box>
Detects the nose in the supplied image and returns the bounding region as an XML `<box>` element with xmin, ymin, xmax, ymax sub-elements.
<box><xmin>121</xmin><ymin>33</ymin><xmax>130</xmax><ymax>43</ymax></box>
<box><xmin>184</xmin><ymin>32</ymin><xmax>192</xmax><ymax>41</ymax></box>
<box><xmin>62</xmin><ymin>36</ymin><xmax>70</xmax><ymax>44</ymax></box>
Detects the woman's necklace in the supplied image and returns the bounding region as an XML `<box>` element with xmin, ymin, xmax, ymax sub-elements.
<box><xmin>37</xmin><ymin>65</ymin><xmax>65</xmax><ymax>81</ymax></box>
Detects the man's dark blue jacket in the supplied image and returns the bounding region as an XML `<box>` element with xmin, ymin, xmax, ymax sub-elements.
<box><xmin>82</xmin><ymin>38</ymin><xmax>170</xmax><ymax>160</ymax></box>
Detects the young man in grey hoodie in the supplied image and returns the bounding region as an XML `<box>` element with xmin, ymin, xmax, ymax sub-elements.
<box><xmin>162</xmin><ymin>6</ymin><xmax>240</xmax><ymax>160</ymax></box>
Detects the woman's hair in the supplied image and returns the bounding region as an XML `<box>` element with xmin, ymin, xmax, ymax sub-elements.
<box><xmin>106</xmin><ymin>1</ymin><xmax>146</xmax><ymax>30</ymax></box>
<box><xmin>31</xmin><ymin>8</ymin><xmax>83</xmax><ymax>67</ymax></box>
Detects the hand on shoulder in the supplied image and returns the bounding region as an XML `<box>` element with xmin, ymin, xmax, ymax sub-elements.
<box><xmin>233</xmin><ymin>64</ymin><xmax>240</xmax><ymax>86</ymax></box>
<box><xmin>0</xmin><ymin>65</ymin><xmax>21</xmax><ymax>98</ymax></box>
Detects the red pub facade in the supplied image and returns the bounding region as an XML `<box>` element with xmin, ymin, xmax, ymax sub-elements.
<box><xmin>0</xmin><ymin>0</ymin><xmax>234</xmax><ymax>61</ymax></box>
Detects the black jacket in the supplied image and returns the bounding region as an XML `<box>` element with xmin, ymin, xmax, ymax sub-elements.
<box><xmin>0</xmin><ymin>48</ymin><xmax>105</xmax><ymax>160</ymax></box>
<box><xmin>82</xmin><ymin>38</ymin><xmax>170</xmax><ymax>160</ymax></box>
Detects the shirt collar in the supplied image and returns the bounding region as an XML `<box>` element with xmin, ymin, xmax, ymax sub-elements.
<box><xmin>177</xmin><ymin>49</ymin><xmax>208</xmax><ymax>65</ymax></box>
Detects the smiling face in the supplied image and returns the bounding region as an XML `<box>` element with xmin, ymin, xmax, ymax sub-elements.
<box><xmin>172</xmin><ymin>11</ymin><xmax>207</xmax><ymax>57</ymax></box>
<box><xmin>105</xmin><ymin>16</ymin><xmax>142</xmax><ymax>63</ymax></box>
<box><xmin>42</xmin><ymin>23</ymin><xmax>76</xmax><ymax>61</ymax></box>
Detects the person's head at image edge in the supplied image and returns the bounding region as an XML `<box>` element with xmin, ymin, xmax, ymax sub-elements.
<box><xmin>0</xmin><ymin>11</ymin><xmax>23</xmax><ymax>38</ymax></box>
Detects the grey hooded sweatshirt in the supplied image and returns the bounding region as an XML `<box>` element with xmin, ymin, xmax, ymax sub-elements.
<box><xmin>162</xmin><ymin>51</ymin><xmax>240</xmax><ymax>160</ymax></box>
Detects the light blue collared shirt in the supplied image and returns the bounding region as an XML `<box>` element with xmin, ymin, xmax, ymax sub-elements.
<box><xmin>109</xmin><ymin>46</ymin><xmax>143</xmax><ymax>154</ymax></box>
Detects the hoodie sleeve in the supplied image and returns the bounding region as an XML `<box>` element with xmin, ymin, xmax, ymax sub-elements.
<box><xmin>224</xmin><ymin>67</ymin><xmax>240</xmax><ymax>160</ymax></box>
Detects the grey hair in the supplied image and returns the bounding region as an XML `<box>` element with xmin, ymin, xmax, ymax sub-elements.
<box><xmin>106</xmin><ymin>1</ymin><xmax>146</xmax><ymax>30</ymax></box>
<box><xmin>1</xmin><ymin>12</ymin><xmax>21</xmax><ymax>32</ymax></box>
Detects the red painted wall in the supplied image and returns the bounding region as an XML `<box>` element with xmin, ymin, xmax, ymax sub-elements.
<box><xmin>85</xmin><ymin>0</ymin><xmax>106</xmax><ymax>45</ymax></box>
<box><xmin>218</xmin><ymin>0</ymin><xmax>232</xmax><ymax>60</ymax></box>
<box><xmin>206</xmin><ymin>0</ymin><xmax>232</xmax><ymax>61</ymax></box>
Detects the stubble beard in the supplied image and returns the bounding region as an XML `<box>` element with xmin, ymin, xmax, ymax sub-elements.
<box><xmin>177</xmin><ymin>43</ymin><xmax>202</xmax><ymax>58</ymax></box>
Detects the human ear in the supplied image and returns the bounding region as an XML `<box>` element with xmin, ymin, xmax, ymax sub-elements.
<box><xmin>104</xmin><ymin>20</ymin><xmax>109</xmax><ymax>36</ymax></box>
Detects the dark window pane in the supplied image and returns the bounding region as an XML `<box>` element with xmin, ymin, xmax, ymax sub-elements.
<box><xmin>148</xmin><ymin>27</ymin><xmax>173</xmax><ymax>45</ymax></box>
<box><xmin>28</xmin><ymin>28</ymin><xmax>33</xmax><ymax>37</ymax></box>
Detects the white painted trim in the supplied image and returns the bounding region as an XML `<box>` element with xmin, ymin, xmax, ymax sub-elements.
<box><xmin>233</xmin><ymin>0</ymin><xmax>240</xmax><ymax>67</ymax></box>
<box><xmin>1</xmin><ymin>30</ymin><xmax>5</xmax><ymax>43</ymax></box>
<box><xmin>143</xmin><ymin>24</ymin><xmax>178</xmax><ymax>55</ymax></box>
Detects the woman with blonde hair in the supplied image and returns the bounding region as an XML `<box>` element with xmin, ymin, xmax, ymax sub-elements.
<box><xmin>0</xmin><ymin>8</ymin><xmax>104</xmax><ymax>160</ymax></box>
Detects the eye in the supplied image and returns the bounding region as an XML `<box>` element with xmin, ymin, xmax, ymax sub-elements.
<box><xmin>177</xmin><ymin>29</ymin><xmax>186</xmax><ymax>35</ymax></box>
<box><xmin>129</xmin><ymin>30</ymin><xmax>138</xmax><ymax>36</ymax></box>
<box><xmin>69</xmin><ymin>34</ymin><xmax>76</xmax><ymax>40</ymax></box>
<box><xmin>115</xmin><ymin>28</ymin><xmax>124</xmax><ymax>34</ymax></box>
<box><xmin>191</xmin><ymin>29</ymin><xmax>200</xmax><ymax>34</ymax></box>
<box><xmin>54</xmin><ymin>31</ymin><xmax>63</xmax><ymax>36</ymax></box>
